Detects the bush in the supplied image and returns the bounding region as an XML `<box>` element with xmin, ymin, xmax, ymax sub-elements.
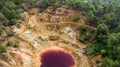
<box><xmin>96</xmin><ymin>59</ymin><xmax>100</xmax><ymax>63</ymax></box>
<box><xmin>79</xmin><ymin>35</ymin><xmax>87</xmax><ymax>43</ymax></box>
<box><xmin>10</xmin><ymin>18</ymin><xmax>17</xmax><ymax>25</ymax></box>
<box><xmin>16</xmin><ymin>23</ymin><xmax>21</xmax><ymax>28</ymax></box>
<box><xmin>16</xmin><ymin>8</ymin><xmax>24</xmax><ymax>14</ymax></box>
<box><xmin>79</xmin><ymin>25</ymin><xmax>87</xmax><ymax>33</ymax></box>
<box><xmin>0</xmin><ymin>28</ymin><xmax>3</xmax><ymax>35</ymax></box>
<box><xmin>89</xmin><ymin>43</ymin><xmax>104</xmax><ymax>55</ymax></box>
<box><xmin>116</xmin><ymin>24</ymin><xmax>120</xmax><ymax>32</ymax></box>
<box><xmin>6</xmin><ymin>41</ymin><xmax>13</xmax><ymax>46</ymax></box>
<box><xmin>72</xmin><ymin>16</ymin><xmax>80</xmax><ymax>22</ymax></box>
<box><xmin>0</xmin><ymin>45</ymin><xmax>6</xmax><ymax>52</ymax></box>
<box><xmin>13</xmin><ymin>43</ymin><xmax>19</xmax><ymax>48</ymax></box>
<box><xmin>7</xmin><ymin>31</ymin><xmax>15</xmax><ymax>37</ymax></box>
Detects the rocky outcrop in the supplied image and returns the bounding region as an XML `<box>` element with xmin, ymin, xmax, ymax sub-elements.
<box><xmin>50</xmin><ymin>15</ymin><xmax>62</xmax><ymax>22</ymax></box>
<box><xmin>11</xmin><ymin>49</ymin><xmax>32</xmax><ymax>67</ymax></box>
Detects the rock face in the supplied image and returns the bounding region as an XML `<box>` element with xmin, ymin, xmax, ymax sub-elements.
<box><xmin>64</xmin><ymin>27</ymin><xmax>76</xmax><ymax>39</ymax></box>
<box><xmin>55</xmin><ymin>6</ymin><xmax>68</xmax><ymax>15</ymax></box>
<box><xmin>64</xmin><ymin>10</ymin><xmax>74</xmax><ymax>17</ymax></box>
<box><xmin>11</xmin><ymin>51</ymin><xmax>22</xmax><ymax>63</ymax></box>
<box><xmin>50</xmin><ymin>15</ymin><xmax>62</xmax><ymax>22</ymax></box>
<box><xmin>55</xmin><ymin>8</ymin><xmax>65</xmax><ymax>15</ymax></box>
<box><xmin>11</xmin><ymin>50</ymin><xmax>32</xmax><ymax>67</ymax></box>
<box><xmin>40</xmin><ymin>13</ymin><xmax>50</xmax><ymax>21</ymax></box>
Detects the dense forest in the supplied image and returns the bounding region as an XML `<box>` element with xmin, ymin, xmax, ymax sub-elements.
<box><xmin>0</xmin><ymin>0</ymin><xmax>120</xmax><ymax>67</ymax></box>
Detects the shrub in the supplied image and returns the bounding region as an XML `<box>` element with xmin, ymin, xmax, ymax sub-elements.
<box><xmin>16</xmin><ymin>23</ymin><xmax>21</xmax><ymax>28</ymax></box>
<box><xmin>0</xmin><ymin>28</ymin><xmax>3</xmax><ymax>35</ymax></box>
<box><xmin>72</xmin><ymin>16</ymin><xmax>80</xmax><ymax>22</ymax></box>
<box><xmin>7</xmin><ymin>31</ymin><xmax>15</xmax><ymax>37</ymax></box>
<box><xmin>10</xmin><ymin>19</ymin><xmax>17</xmax><ymax>25</ymax></box>
<box><xmin>116</xmin><ymin>24</ymin><xmax>120</xmax><ymax>33</ymax></box>
<box><xmin>6</xmin><ymin>41</ymin><xmax>13</xmax><ymax>46</ymax></box>
<box><xmin>79</xmin><ymin>25</ymin><xmax>87</xmax><ymax>33</ymax></box>
<box><xmin>96</xmin><ymin>59</ymin><xmax>100</xmax><ymax>63</ymax></box>
<box><xmin>0</xmin><ymin>45</ymin><xmax>6</xmax><ymax>52</ymax></box>
<box><xmin>16</xmin><ymin>8</ymin><xmax>24</xmax><ymax>14</ymax></box>
<box><xmin>79</xmin><ymin>35</ymin><xmax>87</xmax><ymax>43</ymax></box>
<box><xmin>13</xmin><ymin>43</ymin><xmax>19</xmax><ymax>48</ymax></box>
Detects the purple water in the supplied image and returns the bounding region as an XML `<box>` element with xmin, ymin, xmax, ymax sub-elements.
<box><xmin>40</xmin><ymin>50</ymin><xmax>75</xmax><ymax>67</ymax></box>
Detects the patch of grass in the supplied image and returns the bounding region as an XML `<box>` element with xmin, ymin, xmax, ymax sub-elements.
<box><xmin>0</xmin><ymin>45</ymin><xmax>6</xmax><ymax>52</ymax></box>
<box><xmin>7</xmin><ymin>31</ymin><xmax>15</xmax><ymax>37</ymax></box>
<box><xmin>13</xmin><ymin>43</ymin><xmax>19</xmax><ymax>48</ymax></box>
<box><xmin>6</xmin><ymin>41</ymin><xmax>13</xmax><ymax>46</ymax></box>
<box><xmin>96</xmin><ymin>59</ymin><xmax>100</xmax><ymax>63</ymax></box>
<box><xmin>79</xmin><ymin>25</ymin><xmax>87</xmax><ymax>33</ymax></box>
<box><xmin>72</xmin><ymin>16</ymin><xmax>80</xmax><ymax>22</ymax></box>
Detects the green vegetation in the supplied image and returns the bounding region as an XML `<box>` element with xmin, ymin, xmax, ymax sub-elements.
<box><xmin>0</xmin><ymin>45</ymin><xmax>6</xmax><ymax>52</ymax></box>
<box><xmin>13</xmin><ymin>43</ymin><xmax>19</xmax><ymax>48</ymax></box>
<box><xmin>79</xmin><ymin>25</ymin><xmax>87</xmax><ymax>34</ymax></box>
<box><xmin>6</xmin><ymin>41</ymin><xmax>13</xmax><ymax>46</ymax></box>
<box><xmin>7</xmin><ymin>31</ymin><xmax>15</xmax><ymax>37</ymax></box>
<box><xmin>6</xmin><ymin>41</ymin><xmax>19</xmax><ymax>48</ymax></box>
<box><xmin>63</xmin><ymin>0</ymin><xmax>120</xmax><ymax>66</ymax></box>
<box><xmin>72</xmin><ymin>16</ymin><xmax>80</xmax><ymax>22</ymax></box>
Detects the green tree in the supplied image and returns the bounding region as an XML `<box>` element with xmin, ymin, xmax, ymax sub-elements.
<box><xmin>104</xmin><ymin>13</ymin><xmax>117</xmax><ymax>28</ymax></box>
<box><xmin>11</xmin><ymin>0</ymin><xmax>25</xmax><ymax>4</ymax></box>
<box><xmin>102</xmin><ymin>57</ymin><xmax>120</xmax><ymax>67</ymax></box>
<box><xmin>116</xmin><ymin>24</ymin><xmax>120</xmax><ymax>33</ymax></box>
<box><xmin>5</xmin><ymin>2</ymin><xmax>16</xmax><ymax>9</ymax></box>
<box><xmin>10</xmin><ymin>19</ymin><xmax>17</xmax><ymax>25</ymax></box>
<box><xmin>108</xmin><ymin>33</ymin><xmax>120</xmax><ymax>46</ymax></box>
<box><xmin>86</xmin><ymin>11</ymin><xmax>95</xmax><ymax>23</ymax></box>
<box><xmin>95</xmin><ymin>23</ymin><xmax>109</xmax><ymax>44</ymax></box>
<box><xmin>0</xmin><ymin>13</ymin><xmax>9</xmax><ymax>25</ymax></box>
<box><xmin>105</xmin><ymin>33</ymin><xmax>120</xmax><ymax>59</ymax></box>
<box><xmin>89</xmin><ymin>5</ymin><xmax>96</xmax><ymax>11</ymax></box>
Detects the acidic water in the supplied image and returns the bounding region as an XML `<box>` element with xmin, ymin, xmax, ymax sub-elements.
<box><xmin>40</xmin><ymin>50</ymin><xmax>75</xmax><ymax>67</ymax></box>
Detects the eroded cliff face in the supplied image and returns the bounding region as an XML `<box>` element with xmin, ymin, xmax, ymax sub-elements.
<box><xmin>0</xmin><ymin>6</ymin><xmax>92</xmax><ymax>67</ymax></box>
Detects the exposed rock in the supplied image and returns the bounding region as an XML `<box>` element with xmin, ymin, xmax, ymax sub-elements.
<box><xmin>40</xmin><ymin>13</ymin><xmax>50</xmax><ymax>21</ymax></box>
<box><xmin>74</xmin><ymin>49</ymin><xmax>83</xmax><ymax>57</ymax></box>
<box><xmin>55</xmin><ymin>8</ymin><xmax>65</xmax><ymax>15</ymax></box>
<box><xmin>47</xmin><ymin>24</ymin><xmax>60</xmax><ymax>31</ymax></box>
<box><xmin>11</xmin><ymin>51</ymin><xmax>32</xmax><ymax>66</ymax></box>
<box><xmin>28</xmin><ymin>16</ymin><xmax>38</xmax><ymax>28</ymax></box>
<box><xmin>0</xmin><ymin>60</ymin><xmax>10</xmax><ymax>67</ymax></box>
<box><xmin>20</xmin><ymin>48</ymin><xmax>32</xmax><ymax>56</ymax></box>
<box><xmin>50</xmin><ymin>15</ymin><xmax>62</xmax><ymax>22</ymax></box>
<box><xmin>11</xmin><ymin>51</ymin><xmax>22</xmax><ymax>63</ymax></box>
<box><xmin>13</xmin><ymin>26</ymin><xmax>23</xmax><ymax>34</ymax></box>
<box><xmin>9</xmin><ymin>59</ymin><xmax>17</xmax><ymax>66</ymax></box>
<box><xmin>49</xmin><ymin>35</ymin><xmax>59</xmax><ymax>41</ymax></box>
<box><xmin>32</xmin><ymin>38</ymin><xmax>44</xmax><ymax>48</ymax></box>
<box><xmin>64</xmin><ymin>10</ymin><xmax>73</xmax><ymax>16</ymax></box>
<box><xmin>40</xmin><ymin>35</ymin><xmax>49</xmax><ymax>41</ymax></box>
<box><xmin>24</xmin><ymin>31</ymin><xmax>34</xmax><ymax>39</ymax></box>
<box><xmin>29</xmin><ymin>8</ymin><xmax>39</xmax><ymax>15</ymax></box>
<box><xmin>64</xmin><ymin>27</ymin><xmax>76</xmax><ymax>39</ymax></box>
